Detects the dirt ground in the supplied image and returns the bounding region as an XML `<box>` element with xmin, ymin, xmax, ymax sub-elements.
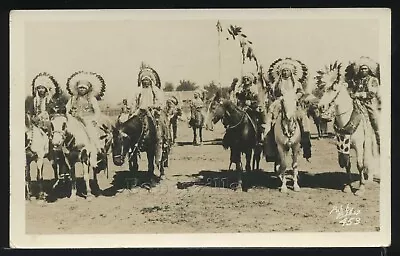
<box><xmin>26</xmin><ymin>120</ymin><xmax>380</xmax><ymax>234</ymax></box>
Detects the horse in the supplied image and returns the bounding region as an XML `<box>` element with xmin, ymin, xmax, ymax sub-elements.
<box><xmin>307</xmin><ymin>103</ymin><xmax>331</xmax><ymax>139</ymax></box>
<box><xmin>112</xmin><ymin>109</ymin><xmax>171</xmax><ymax>187</ymax></box>
<box><xmin>270</xmin><ymin>89</ymin><xmax>302</xmax><ymax>193</ymax></box>
<box><xmin>318</xmin><ymin>62</ymin><xmax>379</xmax><ymax>196</ymax></box>
<box><xmin>208</xmin><ymin>94</ymin><xmax>262</xmax><ymax>190</ymax></box>
<box><xmin>49</xmin><ymin>112</ymin><xmax>112</xmax><ymax>200</ymax></box>
<box><xmin>189</xmin><ymin>105</ymin><xmax>205</xmax><ymax>146</ymax></box>
<box><xmin>167</xmin><ymin>105</ymin><xmax>182</xmax><ymax>144</ymax></box>
<box><xmin>25</xmin><ymin>113</ymin><xmax>51</xmax><ymax>200</ymax></box>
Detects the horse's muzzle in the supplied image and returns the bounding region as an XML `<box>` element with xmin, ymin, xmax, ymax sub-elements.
<box><xmin>112</xmin><ymin>155</ymin><xmax>124</xmax><ymax>166</ymax></box>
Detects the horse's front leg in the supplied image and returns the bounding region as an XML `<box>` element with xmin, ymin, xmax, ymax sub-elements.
<box><xmin>128</xmin><ymin>153</ymin><xmax>139</xmax><ymax>188</ymax></box>
<box><xmin>245</xmin><ymin>149</ymin><xmax>252</xmax><ymax>172</ymax></box>
<box><xmin>276</xmin><ymin>145</ymin><xmax>288</xmax><ymax>193</ymax></box>
<box><xmin>36</xmin><ymin>157</ymin><xmax>46</xmax><ymax>200</ymax></box>
<box><xmin>199</xmin><ymin>127</ymin><xmax>203</xmax><ymax>145</ymax></box>
<box><xmin>192</xmin><ymin>127</ymin><xmax>197</xmax><ymax>145</ymax></box>
<box><xmin>82</xmin><ymin>162</ymin><xmax>92</xmax><ymax>200</ymax></box>
<box><xmin>292</xmin><ymin>144</ymin><xmax>301</xmax><ymax>192</ymax></box>
<box><xmin>69</xmin><ymin>162</ymin><xmax>77</xmax><ymax>201</ymax></box>
<box><xmin>25</xmin><ymin>158</ymin><xmax>32</xmax><ymax>200</ymax></box>
<box><xmin>146</xmin><ymin>150</ymin><xmax>157</xmax><ymax>187</ymax></box>
<box><xmin>354</xmin><ymin>146</ymin><xmax>366</xmax><ymax>196</ymax></box>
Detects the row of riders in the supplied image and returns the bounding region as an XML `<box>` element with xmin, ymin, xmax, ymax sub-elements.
<box><xmin>25</xmin><ymin>56</ymin><xmax>381</xmax><ymax>201</ymax></box>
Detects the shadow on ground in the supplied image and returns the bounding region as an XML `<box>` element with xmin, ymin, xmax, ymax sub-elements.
<box><xmin>176</xmin><ymin>169</ymin><xmax>362</xmax><ymax>192</ymax></box>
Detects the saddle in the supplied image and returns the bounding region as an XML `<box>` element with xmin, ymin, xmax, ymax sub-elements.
<box><xmin>334</xmin><ymin>101</ymin><xmax>363</xmax><ymax>135</ymax></box>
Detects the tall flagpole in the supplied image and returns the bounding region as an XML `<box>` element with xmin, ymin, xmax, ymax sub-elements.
<box><xmin>216</xmin><ymin>20</ymin><xmax>222</xmax><ymax>89</ymax></box>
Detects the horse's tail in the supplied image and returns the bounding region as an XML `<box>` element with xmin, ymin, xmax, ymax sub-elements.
<box><xmin>362</xmin><ymin>115</ymin><xmax>380</xmax><ymax>179</ymax></box>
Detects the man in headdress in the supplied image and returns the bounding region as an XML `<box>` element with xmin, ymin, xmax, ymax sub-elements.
<box><xmin>132</xmin><ymin>64</ymin><xmax>170</xmax><ymax>165</ymax></box>
<box><xmin>348</xmin><ymin>57</ymin><xmax>381</xmax><ymax>151</ymax></box>
<box><xmin>265</xmin><ymin>58</ymin><xmax>312</xmax><ymax>159</ymax></box>
<box><xmin>28</xmin><ymin>73</ymin><xmax>58</xmax><ymax>136</ymax></box>
<box><xmin>235</xmin><ymin>72</ymin><xmax>268</xmax><ymax>145</ymax></box>
<box><xmin>66</xmin><ymin>72</ymin><xmax>104</xmax><ymax>168</ymax></box>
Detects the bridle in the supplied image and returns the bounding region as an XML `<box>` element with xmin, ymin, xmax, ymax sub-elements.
<box><xmin>113</xmin><ymin>121</ymin><xmax>145</xmax><ymax>162</ymax></box>
<box><xmin>322</xmin><ymin>81</ymin><xmax>352</xmax><ymax>117</ymax></box>
<box><xmin>280</xmin><ymin>98</ymin><xmax>297</xmax><ymax>138</ymax></box>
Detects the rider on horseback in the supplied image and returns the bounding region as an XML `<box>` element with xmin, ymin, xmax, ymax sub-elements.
<box><xmin>189</xmin><ymin>90</ymin><xmax>204</xmax><ymax>128</ymax></box>
<box><xmin>265</xmin><ymin>58</ymin><xmax>312</xmax><ymax>160</ymax></box>
<box><xmin>346</xmin><ymin>56</ymin><xmax>381</xmax><ymax>152</ymax></box>
<box><xmin>235</xmin><ymin>72</ymin><xmax>268</xmax><ymax>145</ymax></box>
<box><xmin>131</xmin><ymin>63</ymin><xmax>170</xmax><ymax>164</ymax></box>
<box><xmin>29</xmin><ymin>73</ymin><xmax>59</xmax><ymax>136</ymax></box>
<box><xmin>65</xmin><ymin>71</ymin><xmax>106</xmax><ymax>168</ymax></box>
<box><xmin>166</xmin><ymin>96</ymin><xmax>181</xmax><ymax>143</ymax></box>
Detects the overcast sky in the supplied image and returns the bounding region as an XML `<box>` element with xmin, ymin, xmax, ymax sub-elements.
<box><xmin>24</xmin><ymin>17</ymin><xmax>379</xmax><ymax>104</ymax></box>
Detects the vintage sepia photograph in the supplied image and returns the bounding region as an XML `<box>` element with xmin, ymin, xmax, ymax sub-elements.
<box><xmin>10</xmin><ymin>9</ymin><xmax>391</xmax><ymax>248</ymax></box>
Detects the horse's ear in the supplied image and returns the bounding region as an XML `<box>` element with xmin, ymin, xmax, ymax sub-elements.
<box><xmin>214</xmin><ymin>90</ymin><xmax>221</xmax><ymax>101</ymax></box>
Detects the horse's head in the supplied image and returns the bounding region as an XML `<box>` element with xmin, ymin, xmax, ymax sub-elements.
<box><xmin>111</xmin><ymin>123</ymin><xmax>131</xmax><ymax>166</ymax></box>
<box><xmin>49</xmin><ymin>114</ymin><xmax>68</xmax><ymax>150</ymax></box>
<box><xmin>316</xmin><ymin>61</ymin><xmax>346</xmax><ymax>113</ymax></box>
<box><xmin>204</xmin><ymin>91</ymin><xmax>224</xmax><ymax>125</ymax></box>
<box><xmin>280</xmin><ymin>89</ymin><xmax>298</xmax><ymax>137</ymax></box>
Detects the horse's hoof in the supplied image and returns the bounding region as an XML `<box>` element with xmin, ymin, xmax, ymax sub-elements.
<box><xmin>280</xmin><ymin>186</ymin><xmax>288</xmax><ymax>193</ymax></box>
<box><xmin>354</xmin><ymin>189</ymin><xmax>365</xmax><ymax>196</ymax></box>
<box><xmin>293</xmin><ymin>184</ymin><xmax>301</xmax><ymax>192</ymax></box>
<box><xmin>160</xmin><ymin>174</ymin><xmax>166</xmax><ymax>180</ymax></box>
<box><xmin>343</xmin><ymin>185</ymin><xmax>352</xmax><ymax>193</ymax></box>
<box><xmin>69</xmin><ymin>194</ymin><xmax>78</xmax><ymax>201</ymax></box>
<box><xmin>86</xmin><ymin>194</ymin><xmax>94</xmax><ymax>201</ymax></box>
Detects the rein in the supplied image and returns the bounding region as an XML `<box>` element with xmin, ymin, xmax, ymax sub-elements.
<box><xmin>280</xmin><ymin>100</ymin><xmax>297</xmax><ymax>139</ymax></box>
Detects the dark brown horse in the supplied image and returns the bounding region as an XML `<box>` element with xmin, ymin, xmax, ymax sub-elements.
<box><xmin>207</xmin><ymin>93</ymin><xmax>260</xmax><ymax>190</ymax></box>
<box><xmin>189</xmin><ymin>105</ymin><xmax>204</xmax><ymax>146</ymax></box>
<box><xmin>112</xmin><ymin>109</ymin><xmax>171</xmax><ymax>187</ymax></box>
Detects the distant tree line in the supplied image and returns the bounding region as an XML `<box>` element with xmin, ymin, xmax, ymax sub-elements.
<box><xmin>163</xmin><ymin>80</ymin><xmax>230</xmax><ymax>100</ymax></box>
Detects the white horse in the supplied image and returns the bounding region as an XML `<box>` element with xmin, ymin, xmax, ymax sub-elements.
<box><xmin>273</xmin><ymin>89</ymin><xmax>302</xmax><ymax>193</ymax></box>
<box><xmin>318</xmin><ymin>62</ymin><xmax>380</xmax><ymax>196</ymax></box>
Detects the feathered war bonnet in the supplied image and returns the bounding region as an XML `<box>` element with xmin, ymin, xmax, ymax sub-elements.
<box><xmin>167</xmin><ymin>96</ymin><xmax>179</xmax><ymax>105</ymax></box>
<box><xmin>66</xmin><ymin>71</ymin><xmax>106</xmax><ymax>100</ymax></box>
<box><xmin>268</xmin><ymin>57</ymin><xmax>309</xmax><ymax>87</ymax></box>
<box><xmin>241</xmin><ymin>61</ymin><xmax>257</xmax><ymax>85</ymax></box>
<box><xmin>31</xmin><ymin>72</ymin><xmax>60</xmax><ymax>98</ymax></box>
<box><xmin>344</xmin><ymin>56</ymin><xmax>380</xmax><ymax>83</ymax></box>
<box><xmin>314</xmin><ymin>61</ymin><xmax>345</xmax><ymax>91</ymax></box>
<box><xmin>137</xmin><ymin>63</ymin><xmax>161</xmax><ymax>89</ymax></box>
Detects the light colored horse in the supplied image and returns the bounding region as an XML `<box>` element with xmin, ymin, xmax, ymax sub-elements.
<box><xmin>25</xmin><ymin>113</ymin><xmax>51</xmax><ymax>200</ymax></box>
<box><xmin>50</xmin><ymin>114</ymin><xmax>112</xmax><ymax>200</ymax></box>
<box><xmin>318</xmin><ymin>63</ymin><xmax>379</xmax><ymax>196</ymax></box>
<box><xmin>273</xmin><ymin>89</ymin><xmax>302</xmax><ymax>193</ymax></box>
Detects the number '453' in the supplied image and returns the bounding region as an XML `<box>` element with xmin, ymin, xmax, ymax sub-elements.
<box><xmin>339</xmin><ymin>217</ymin><xmax>361</xmax><ymax>226</ymax></box>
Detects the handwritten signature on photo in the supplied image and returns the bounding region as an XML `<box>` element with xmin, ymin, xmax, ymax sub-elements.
<box><xmin>329</xmin><ymin>203</ymin><xmax>362</xmax><ymax>226</ymax></box>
